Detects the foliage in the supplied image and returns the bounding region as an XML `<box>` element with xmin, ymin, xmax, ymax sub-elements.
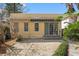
<box><xmin>75</xmin><ymin>3</ymin><xmax>79</xmax><ymax>10</ymax></box>
<box><xmin>4</xmin><ymin>26</ymin><xmax>10</xmax><ymax>33</ymax></box>
<box><xmin>53</xmin><ymin>41</ymin><xmax>68</xmax><ymax>56</ymax></box>
<box><xmin>56</xmin><ymin>16</ymin><xmax>63</xmax><ymax>21</ymax></box>
<box><xmin>77</xmin><ymin>13</ymin><xmax>79</xmax><ymax>16</ymax></box>
<box><xmin>5</xmin><ymin>32</ymin><xmax>11</xmax><ymax>40</ymax></box>
<box><xmin>4</xmin><ymin>26</ymin><xmax>11</xmax><ymax>40</ymax></box>
<box><xmin>0</xmin><ymin>22</ymin><xmax>11</xmax><ymax>40</ymax></box>
<box><xmin>67</xmin><ymin>8</ymin><xmax>75</xmax><ymax>14</ymax></box>
<box><xmin>17</xmin><ymin>35</ymin><xmax>23</xmax><ymax>41</ymax></box>
<box><xmin>0</xmin><ymin>9</ymin><xmax>9</xmax><ymax>20</ymax></box>
<box><xmin>66</xmin><ymin>3</ymin><xmax>75</xmax><ymax>14</ymax></box>
<box><xmin>5</xmin><ymin>3</ymin><xmax>23</xmax><ymax>13</ymax></box>
<box><xmin>64</xmin><ymin>21</ymin><xmax>79</xmax><ymax>41</ymax></box>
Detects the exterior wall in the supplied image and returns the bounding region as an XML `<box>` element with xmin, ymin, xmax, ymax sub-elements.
<box><xmin>10</xmin><ymin>13</ymin><xmax>63</xmax><ymax>39</ymax></box>
<box><xmin>10</xmin><ymin>20</ymin><xmax>62</xmax><ymax>38</ymax></box>
<box><xmin>29</xmin><ymin>21</ymin><xmax>45</xmax><ymax>38</ymax></box>
<box><xmin>10</xmin><ymin>20</ymin><xmax>45</xmax><ymax>38</ymax></box>
<box><xmin>61</xmin><ymin>18</ymin><xmax>75</xmax><ymax>29</ymax></box>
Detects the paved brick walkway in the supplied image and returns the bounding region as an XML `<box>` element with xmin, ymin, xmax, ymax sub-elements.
<box><xmin>0</xmin><ymin>39</ymin><xmax>61</xmax><ymax>56</ymax></box>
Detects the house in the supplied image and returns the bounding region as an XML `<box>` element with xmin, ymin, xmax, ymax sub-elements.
<box><xmin>61</xmin><ymin>13</ymin><xmax>78</xmax><ymax>30</ymax></box>
<box><xmin>61</xmin><ymin>17</ymin><xmax>76</xmax><ymax>29</ymax></box>
<box><xmin>10</xmin><ymin>13</ymin><xmax>62</xmax><ymax>39</ymax></box>
<box><xmin>61</xmin><ymin>14</ymin><xmax>77</xmax><ymax>36</ymax></box>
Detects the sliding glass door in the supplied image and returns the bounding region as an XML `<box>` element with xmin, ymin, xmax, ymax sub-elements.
<box><xmin>45</xmin><ymin>21</ymin><xmax>58</xmax><ymax>36</ymax></box>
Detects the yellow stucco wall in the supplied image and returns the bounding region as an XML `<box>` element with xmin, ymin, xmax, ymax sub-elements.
<box><xmin>29</xmin><ymin>21</ymin><xmax>45</xmax><ymax>38</ymax></box>
<box><xmin>10</xmin><ymin>20</ymin><xmax>45</xmax><ymax>38</ymax></box>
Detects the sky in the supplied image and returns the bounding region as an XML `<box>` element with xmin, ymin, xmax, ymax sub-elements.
<box><xmin>23</xmin><ymin>3</ymin><xmax>67</xmax><ymax>14</ymax></box>
<box><xmin>0</xmin><ymin>3</ymin><xmax>78</xmax><ymax>14</ymax></box>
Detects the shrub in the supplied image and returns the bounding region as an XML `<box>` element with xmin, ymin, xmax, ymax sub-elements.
<box><xmin>55</xmin><ymin>16</ymin><xmax>63</xmax><ymax>21</ymax></box>
<box><xmin>64</xmin><ymin>21</ymin><xmax>79</xmax><ymax>41</ymax></box>
<box><xmin>53</xmin><ymin>41</ymin><xmax>68</xmax><ymax>56</ymax></box>
<box><xmin>4</xmin><ymin>26</ymin><xmax>11</xmax><ymax>40</ymax></box>
<box><xmin>5</xmin><ymin>32</ymin><xmax>11</xmax><ymax>40</ymax></box>
<box><xmin>17</xmin><ymin>35</ymin><xmax>23</xmax><ymax>41</ymax></box>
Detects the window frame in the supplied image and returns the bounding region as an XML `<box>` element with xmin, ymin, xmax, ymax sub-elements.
<box><xmin>24</xmin><ymin>22</ymin><xmax>28</xmax><ymax>32</ymax></box>
<box><xmin>14</xmin><ymin>22</ymin><xmax>19</xmax><ymax>32</ymax></box>
<box><xmin>34</xmin><ymin>22</ymin><xmax>39</xmax><ymax>32</ymax></box>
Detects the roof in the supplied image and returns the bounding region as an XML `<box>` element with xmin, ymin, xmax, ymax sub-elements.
<box><xmin>10</xmin><ymin>13</ymin><xmax>63</xmax><ymax>21</ymax></box>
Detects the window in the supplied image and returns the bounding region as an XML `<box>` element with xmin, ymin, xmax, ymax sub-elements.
<box><xmin>24</xmin><ymin>22</ymin><xmax>28</xmax><ymax>31</ymax></box>
<box><xmin>35</xmin><ymin>23</ymin><xmax>39</xmax><ymax>31</ymax></box>
<box><xmin>14</xmin><ymin>22</ymin><xmax>19</xmax><ymax>32</ymax></box>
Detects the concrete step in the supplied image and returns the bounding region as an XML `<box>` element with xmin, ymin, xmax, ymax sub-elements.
<box><xmin>43</xmin><ymin>36</ymin><xmax>62</xmax><ymax>40</ymax></box>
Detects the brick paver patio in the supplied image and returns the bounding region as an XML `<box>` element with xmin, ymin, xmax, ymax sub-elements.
<box><xmin>0</xmin><ymin>39</ymin><xmax>61</xmax><ymax>56</ymax></box>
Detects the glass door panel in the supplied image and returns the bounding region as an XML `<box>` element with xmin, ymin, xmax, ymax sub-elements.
<box><xmin>45</xmin><ymin>21</ymin><xmax>58</xmax><ymax>36</ymax></box>
<box><xmin>49</xmin><ymin>23</ymin><xmax>53</xmax><ymax>35</ymax></box>
<box><xmin>45</xmin><ymin>23</ymin><xmax>49</xmax><ymax>35</ymax></box>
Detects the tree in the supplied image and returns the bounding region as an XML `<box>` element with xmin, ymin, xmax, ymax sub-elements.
<box><xmin>0</xmin><ymin>9</ymin><xmax>9</xmax><ymax>21</ymax></box>
<box><xmin>75</xmin><ymin>3</ymin><xmax>79</xmax><ymax>10</ymax></box>
<box><xmin>64</xmin><ymin>21</ymin><xmax>79</xmax><ymax>41</ymax></box>
<box><xmin>5</xmin><ymin>3</ymin><xmax>23</xmax><ymax>13</ymax></box>
<box><xmin>64</xmin><ymin>3</ymin><xmax>77</xmax><ymax>21</ymax></box>
<box><xmin>4</xmin><ymin>3</ymin><xmax>23</xmax><ymax>39</ymax></box>
<box><xmin>56</xmin><ymin>16</ymin><xmax>63</xmax><ymax>21</ymax></box>
<box><xmin>65</xmin><ymin>3</ymin><xmax>75</xmax><ymax>14</ymax></box>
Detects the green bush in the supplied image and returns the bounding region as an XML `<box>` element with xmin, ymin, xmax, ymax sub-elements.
<box><xmin>64</xmin><ymin>21</ymin><xmax>79</xmax><ymax>41</ymax></box>
<box><xmin>55</xmin><ymin>16</ymin><xmax>63</xmax><ymax>21</ymax></box>
<box><xmin>17</xmin><ymin>35</ymin><xmax>23</xmax><ymax>41</ymax></box>
<box><xmin>53</xmin><ymin>41</ymin><xmax>68</xmax><ymax>56</ymax></box>
<box><xmin>4</xmin><ymin>26</ymin><xmax>11</xmax><ymax>40</ymax></box>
